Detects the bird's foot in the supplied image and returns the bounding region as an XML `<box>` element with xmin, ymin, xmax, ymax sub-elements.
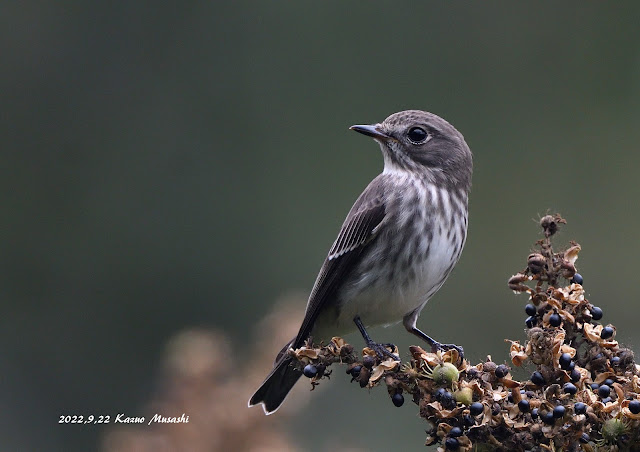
<box><xmin>366</xmin><ymin>341</ymin><xmax>400</xmax><ymax>361</ymax></box>
<box><xmin>431</xmin><ymin>342</ymin><xmax>464</xmax><ymax>361</ymax></box>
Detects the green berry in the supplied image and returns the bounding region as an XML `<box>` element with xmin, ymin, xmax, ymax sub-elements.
<box><xmin>432</xmin><ymin>362</ymin><xmax>460</xmax><ymax>385</ymax></box>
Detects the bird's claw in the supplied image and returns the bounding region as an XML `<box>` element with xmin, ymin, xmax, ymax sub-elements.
<box><xmin>367</xmin><ymin>341</ymin><xmax>400</xmax><ymax>361</ymax></box>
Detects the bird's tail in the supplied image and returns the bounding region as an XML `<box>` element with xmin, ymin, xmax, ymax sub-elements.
<box><xmin>248</xmin><ymin>339</ymin><xmax>302</xmax><ymax>414</ymax></box>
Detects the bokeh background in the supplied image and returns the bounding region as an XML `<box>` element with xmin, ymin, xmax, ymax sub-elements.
<box><xmin>3</xmin><ymin>2</ymin><xmax>640</xmax><ymax>451</ymax></box>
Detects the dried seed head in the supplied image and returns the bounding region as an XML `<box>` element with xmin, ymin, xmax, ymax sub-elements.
<box><xmin>527</xmin><ymin>253</ymin><xmax>546</xmax><ymax>274</ymax></box>
<box><xmin>540</xmin><ymin>214</ymin><xmax>565</xmax><ymax>237</ymax></box>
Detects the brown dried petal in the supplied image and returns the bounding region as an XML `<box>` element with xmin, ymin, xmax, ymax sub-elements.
<box><xmin>582</xmin><ymin>323</ymin><xmax>602</xmax><ymax>342</ymax></box>
<box><xmin>558</xmin><ymin>309</ymin><xmax>575</xmax><ymax>324</ymax></box>
<box><xmin>507</xmin><ymin>340</ymin><xmax>528</xmax><ymax>367</ymax></box>
<box><xmin>613</xmin><ymin>382</ymin><xmax>625</xmax><ymax>402</ymax></box>
<box><xmin>426</xmin><ymin>401</ymin><xmax>463</xmax><ymax>419</ymax></box>
<box><xmin>369</xmin><ymin>358</ymin><xmax>399</xmax><ymax>384</ymax></box>
<box><xmin>562</xmin><ymin>284</ymin><xmax>585</xmax><ymax>304</ymax></box>
<box><xmin>443</xmin><ymin>348</ymin><xmax>466</xmax><ymax>370</ymax></box>
<box><xmin>559</xmin><ymin>344</ymin><xmax>576</xmax><ymax>358</ymax></box>
<box><xmin>362</xmin><ymin>347</ymin><xmax>377</xmax><ymax>357</ymax></box>
<box><xmin>461</xmin><ymin>379</ymin><xmax>485</xmax><ymax>396</ymax></box>
<box><xmin>552</xmin><ymin>330</ymin><xmax>566</xmax><ymax>357</ymax></box>
<box><xmin>564</xmin><ymin>243</ymin><xmax>581</xmax><ymax>264</ymax></box>
<box><xmin>508</xmin><ymin>273</ymin><xmax>533</xmax><ymax>293</ymax></box>
<box><xmin>601</xmin><ymin>400</ymin><xmax>618</xmax><ymax>413</ymax></box>
<box><xmin>409</xmin><ymin>345</ymin><xmax>429</xmax><ymax>361</ymax></box>
<box><xmin>501</xmin><ymin>378</ymin><xmax>521</xmax><ymax>389</ymax></box>
<box><xmin>492</xmin><ymin>389</ymin><xmax>508</xmax><ymax>402</ymax></box>
<box><xmin>594</xmin><ymin>372</ymin><xmax>616</xmax><ymax>384</ymax></box>
<box><xmin>293</xmin><ymin>347</ymin><xmax>319</xmax><ymax>360</ymax></box>
<box><xmin>545</xmin><ymin>297</ymin><xmax>563</xmax><ymax>310</ymax></box>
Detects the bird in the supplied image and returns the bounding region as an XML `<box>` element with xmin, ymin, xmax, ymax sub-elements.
<box><xmin>249</xmin><ymin>110</ymin><xmax>472</xmax><ymax>415</ymax></box>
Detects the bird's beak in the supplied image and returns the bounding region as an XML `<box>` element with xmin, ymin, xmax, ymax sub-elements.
<box><xmin>349</xmin><ymin>124</ymin><xmax>391</xmax><ymax>141</ymax></box>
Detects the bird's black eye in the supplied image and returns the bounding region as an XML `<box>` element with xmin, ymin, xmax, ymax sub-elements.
<box><xmin>407</xmin><ymin>127</ymin><xmax>428</xmax><ymax>144</ymax></box>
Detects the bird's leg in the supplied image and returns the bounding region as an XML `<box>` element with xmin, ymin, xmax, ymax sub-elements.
<box><xmin>353</xmin><ymin>316</ymin><xmax>400</xmax><ymax>361</ymax></box>
<box><xmin>409</xmin><ymin>326</ymin><xmax>464</xmax><ymax>360</ymax></box>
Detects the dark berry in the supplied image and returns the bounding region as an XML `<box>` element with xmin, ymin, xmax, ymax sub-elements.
<box><xmin>463</xmin><ymin>414</ymin><xmax>475</xmax><ymax>426</ymax></box>
<box><xmin>303</xmin><ymin>364</ymin><xmax>318</xmax><ymax>378</ymax></box>
<box><xmin>435</xmin><ymin>388</ymin><xmax>446</xmax><ymax>400</ymax></box>
<box><xmin>495</xmin><ymin>364</ymin><xmax>509</xmax><ymax>379</ymax></box>
<box><xmin>469</xmin><ymin>402</ymin><xmax>484</xmax><ymax>416</ymax></box>
<box><xmin>466</xmin><ymin>368</ymin><xmax>478</xmax><ymax>378</ymax></box>
<box><xmin>518</xmin><ymin>399</ymin><xmax>530</xmax><ymax>412</ymax></box>
<box><xmin>531</xmin><ymin>371</ymin><xmax>545</xmax><ymax>386</ymax></box>
<box><xmin>567</xmin><ymin>361</ymin><xmax>575</xmax><ymax>371</ymax></box>
<box><xmin>604</xmin><ymin>378</ymin><xmax>614</xmax><ymax>386</ymax></box>
<box><xmin>348</xmin><ymin>365</ymin><xmax>362</xmax><ymax>377</ymax></box>
<box><xmin>591</xmin><ymin>306</ymin><xmax>603</xmax><ymax>321</ymax></box>
<box><xmin>629</xmin><ymin>400</ymin><xmax>640</xmax><ymax>414</ymax></box>
<box><xmin>602</xmin><ymin>397</ymin><xmax>612</xmax><ymax>404</ymax></box>
<box><xmin>571</xmin><ymin>273</ymin><xmax>583</xmax><ymax>284</ymax></box>
<box><xmin>601</xmin><ymin>326</ymin><xmax>614</xmax><ymax>339</ymax></box>
<box><xmin>507</xmin><ymin>393</ymin><xmax>514</xmax><ymax>403</ymax></box>
<box><xmin>563</xmin><ymin>383</ymin><xmax>577</xmax><ymax>395</ymax></box>
<box><xmin>531</xmin><ymin>408</ymin><xmax>539</xmax><ymax>420</ymax></box>
<box><xmin>580</xmin><ymin>433</ymin><xmax>590</xmax><ymax>443</ymax></box>
<box><xmin>449</xmin><ymin>427</ymin><xmax>463</xmax><ymax>437</ymax></box>
<box><xmin>525</xmin><ymin>316</ymin><xmax>536</xmax><ymax>328</ymax></box>
<box><xmin>611</xmin><ymin>356</ymin><xmax>621</xmax><ymax>366</ymax></box>
<box><xmin>525</xmin><ymin>303</ymin><xmax>537</xmax><ymax>316</ymax></box>
<box><xmin>363</xmin><ymin>355</ymin><xmax>375</xmax><ymax>369</ymax></box>
<box><xmin>392</xmin><ymin>393</ymin><xmax>404</xmax><ymax>407</ymax></box>
<box><xmin>598</xmin><ymin>384</ymin><xmax>611</xmax><ymax>398</ymax></box>
<box><xmin>553</xmin><ymin>405</ymin><xmax>566</xmax><ymax>418</ymax></box>
<box><xmin>590</xmin><ymin>383</ymin><xmax>599</xmax><ymax>391</ymax></box>
<box><xmin>559</xmin><ymin>353</ymin><xmax>573</xmax><ymax>370</ymax></box>
<box><xmin>549</xmin><ymin>313</ymin><xmax>562</xmax><ymax>327</ymax></box>
<box><xmin>441</xmin><ymin>391</ymin><xmax>456</xmax><ymax>409</ymax></box>
<box><xmin>570</xmin><ymin>368</ymin><xmax>581</xmax><ymax>382</ymax></box>
<box><xmin>574</xmin><ymin>402</ymin><xmax>587</xmax><ymax>415</ymax></box>
<box><xmin>542</xmin><ymin>411</ymin><xmax>556</xmax><ymax>424</ymax></box>
<box><xmin>445</xmin><ymin>437</ymin><xmax>459</xmax><ymax>450</ymax></box>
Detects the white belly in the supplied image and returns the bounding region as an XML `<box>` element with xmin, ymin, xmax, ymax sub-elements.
<box><xmin>310</xmin><ymin>182</ymin><xmax>467</xmax><ymax>341</ymax></box>
<box><xmin>337</xmin><ymin>225</ymin><xmax>458</xmax><ymax>330</ymax></box>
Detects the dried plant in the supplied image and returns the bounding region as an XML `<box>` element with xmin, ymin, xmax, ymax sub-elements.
<box><xmin>99</xmin><ymin>294</ymin><xmax>366</xmax><ymax>452</ymax></box>
<box><xmin>101</xmin><ymin>215</ymin><xmax>640</xmax><ymax>451</ymax></box>
<box><xmin>289</xmin><ymin>215</ymin><xmax>640</xmax><ymax>451</ymax></box>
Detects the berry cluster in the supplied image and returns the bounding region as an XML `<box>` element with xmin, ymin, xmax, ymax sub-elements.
<box><xmin>291</xmin><ymin>215</ymin><xmax>640</xmax><ymax>451</ymax></box>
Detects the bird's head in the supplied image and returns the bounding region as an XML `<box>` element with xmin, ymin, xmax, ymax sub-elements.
<box><xmin>350</xmin><ymin>110</ymin><xmax>472</xmax><ymax>192</ymax></box>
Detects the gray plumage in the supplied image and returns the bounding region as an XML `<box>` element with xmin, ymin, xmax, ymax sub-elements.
<box><xmin>249</xmin><ymin>110</ymin><xmax>472</xmax><ymax>414</ymax></box>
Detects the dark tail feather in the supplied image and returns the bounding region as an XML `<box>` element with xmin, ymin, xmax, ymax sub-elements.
<box><xmin>248</xmin><ymin>353</ymin><xmax>302</xmax><ymax>414</ymax></box>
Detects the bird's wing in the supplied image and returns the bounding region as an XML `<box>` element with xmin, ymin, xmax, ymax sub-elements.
<box><xmin>293</xmin><ymin>176</ymin><xmax>388</xmax><ymax>348</ymax></box>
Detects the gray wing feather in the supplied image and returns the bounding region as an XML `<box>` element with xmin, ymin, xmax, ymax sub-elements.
<box><xmin>292</xmin><ymin>175</ymin><xmax>388</xmax><ymax>348</ymax></box>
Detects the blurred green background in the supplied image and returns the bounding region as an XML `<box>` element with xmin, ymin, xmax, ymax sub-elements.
<box><xmin>2</xmin><ymin>2</ymin><xmax>640</xmax><ymax>451</ymax></box>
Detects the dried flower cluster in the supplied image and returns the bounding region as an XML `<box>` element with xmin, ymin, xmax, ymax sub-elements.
<box><xmin>292</xmin><ymin>215</ymin><xmax>640</xmax><ymax>451</ymax></box>
<box><xmin>99</xmin><ymin>295</ymin><xmax>364</xmax><ymax>452</ymax></box>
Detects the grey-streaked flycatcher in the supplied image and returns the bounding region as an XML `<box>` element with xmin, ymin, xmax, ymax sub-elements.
<box><xmin>249</xmin><ymin>110</ymin><xmax>472</xmax><ymax>414</ymax></box>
